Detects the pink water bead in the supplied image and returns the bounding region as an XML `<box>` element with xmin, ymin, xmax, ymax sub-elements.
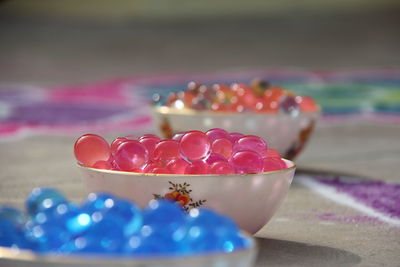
<box><xmin>185</xmin><ymin>160</ymin><xmax>210</xmax><ymax>174</ymax></box>
<box><xmin>205</xmin><ymin>128</ymin><xmax>230</xmax><ymax>143</ymax></box>
<box><xmin>166</xmin><ymin>158</ymin><xmax>189</xmax><ymax>174</ymax></box>
<box><xmin>113</xmin><ymin>140</ymin><xmax>149</xmax><ymax>171</ymax></box>
<box><xmin>139</xmin><ymin>136</ymin><xmax>161</xmax><ymax>157</ymax></box>
<box><xmin>110</xmin><ymin>137</ymin><xmax>128</xmax><ymax>155</ymax></box>
<box><xmin>172</xmin><ymin>132</ymin><xmax>186</xmax><ymax>142</ymax></box>
<box><xmin>74</xmin><ymin>134</ymin><xmax>111</xmax><ymax>167</ymax></box>
<box><xmin>233</xmin><ymin>135</ymin><xmax>268</xmax><ymax>158</ymax></box>
<box><xmin>180</xmin><ymin>131</ymin><xmax>211</xmax><ymax>161</ymax></box>
<box><xmin>229</xmin><ymin>132</ymin><xmax>244</xmax><ymax>143</ymax></box>
<box><xmin>211</xmin><ymin>138</ymin><xmax>233</xmax><ymax>159</ymax></box>
<box><xmin>152</xmin><ymin>140</ymin><xmax>180</xmax><ymax>162</ymax></box>
<box><xmin>205</xmin><ymin>152</ymin><xmax>228</xmax><ymax>165</ymax></box>
<box><xmin>230</xmin><ymin>150</ymin><xmax>263</xmax><ymax>174</ymax></box>
<box><xmin>262</xmin><ymin>158</ymin><xmax>286</xmax><ymax>172</ymax></box>
<box><xmin>92</xmin><ymin>160</ymin><xmax>112</xmax><ymax>170</ymax></box>
<box><xmin>210</xmin><ymin>161</ymin><xmax>235</xmax><ymax>174</ymax></box>
<box><xmin>266</xmin><ymin>148</ymin><xmax>281</xmax><ymax>159</ymax></box>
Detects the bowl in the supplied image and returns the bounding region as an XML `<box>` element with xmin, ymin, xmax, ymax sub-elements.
<box><xmin>78</xmin><ymin>159</ymin><xmax>295</xmax><ymax>235</ymax></box>
<box><xmin>151</xmin><ymin>106</ymin><xmax>320</xmax><ymax>159</ymax></box>
<box><xmin>0</xmin><ymin>233</ymin><xmax>257</xmax><ymax>267</ymax></box>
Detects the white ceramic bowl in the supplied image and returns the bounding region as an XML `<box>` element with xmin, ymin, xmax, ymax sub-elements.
<box><xmin>78</xmin><ymin>160</ymin><xmax>295</xmax><ymax>235</ymax></box>
<box><xmin>151</xmin><ymin>106</ymin><xmax>320</xmax><ymax>159</ymax></box>
<box><xmin>0</xmin><ymin>233</ymin><xmax>257</xmax><ymax>267</ymax></box>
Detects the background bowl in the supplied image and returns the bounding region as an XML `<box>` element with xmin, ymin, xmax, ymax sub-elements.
<box><xmin>151</xmin><ymin>106</ymin><xmax>320</xmax><ymax>160</ymax></box>
<box><xmin>0</xmin><ymin>233</ymin><xmax>257</xmax><ymax>267</ymax></box>
<box><xmin>79</xmin><ymin>160</ymin><xmax>295</xmax><ymax>235</ymax></box>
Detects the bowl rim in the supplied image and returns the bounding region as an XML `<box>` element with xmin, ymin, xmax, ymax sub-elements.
<box><xmin>0</xmin><ymin>232</ymin><xmax>257</xmax><ymax>264</ymax></box>
<box><xmin>152</xmin><ymin>105</ymin><xmax>322</xmax><ymax>116</ymax></box>
<box><xmin>78</xmin><ymin>159</ymin><xmax>296</xmax><ymax>178</ymax></box>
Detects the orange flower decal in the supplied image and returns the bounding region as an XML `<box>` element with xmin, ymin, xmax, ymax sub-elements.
<box><xmin>153</xmin><ymin>181</ymin><xmax>206</xmax><ymax>212</ymax></box>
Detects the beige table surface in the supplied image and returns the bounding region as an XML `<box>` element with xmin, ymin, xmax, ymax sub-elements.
<box><xmin>0</xmin><ymin>11</ymin><xmax>400</xmax><ymax>266</ymax></box>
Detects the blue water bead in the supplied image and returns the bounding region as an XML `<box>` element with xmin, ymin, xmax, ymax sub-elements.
<box><xmin>25</xmin><ymin>223</ymin><xmax>72</xmax><ymax>252</ymax></box>
<box><xmin>183</xmin><ymin>208</ymin><xmax>240</xmax><ymax>253</ymax></box>
<box><xmin>26</xmin><ymin>188</ymin><xmax>67</xmax><ymax>216</ymax></box>
<box><xmin>0</xmin><ymin>206</ymin><xmax>26</xmax><ymax>228</ymax></box>
<box><xmin>123</xmin><ymin>226</ymin><xmax>189</xmax><ymax>256</ymax></box>
<box><xmin>220</xmin><ymin>232</ymin><xmax>252</xmax><ymax>253</ymax></box>
<box><xmin>62</xmin><ymin>214</ymin><xmax>125</xmax><ymax>254</ymax></box>
<box><xmin>81</xmin><ymin>193</ymin><xmax>117</xmax><ymax>213</ymax></box>
<box><xmin>0</xmin><ymin>219</ymin><xmax>21</xmax><ymax>247</ymax></box>
<box><xmin>142</xmin><ymin>199</ymin><xmax>186</xmax><ymax>234</ymax></box>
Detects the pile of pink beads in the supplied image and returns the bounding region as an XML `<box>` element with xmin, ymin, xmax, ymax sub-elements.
<box><xmin>74</xmin><ymin>128</ymin><xmax>288</xmax><ymax>175</ymax></box>
<box><xmin>162</xmin><ymin>79</ymin><xmax>318</xmax><ymax>113</ymax></box>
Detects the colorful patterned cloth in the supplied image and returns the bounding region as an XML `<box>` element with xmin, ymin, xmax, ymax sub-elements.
<box><xmin>0</xmin><ymin>69</ymin><xmax>399</xmax><ymax>140</ymax></box>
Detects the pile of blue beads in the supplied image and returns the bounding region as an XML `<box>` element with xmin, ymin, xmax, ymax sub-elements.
<box><xmin>0</xmin><ymin>188</ymin><xmax>251</xmax><ymax>256</ymax></box>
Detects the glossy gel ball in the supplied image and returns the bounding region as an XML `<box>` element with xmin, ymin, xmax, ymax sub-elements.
<box><xmin>233</xmin><ymin>135</ymin><xmax>268</xmax><ymax>158</ymax></box>
<box><xmin>229</xmin><ymin>132</ymin><xmax>244</xmax><ymax>143</ymax></box>
<box><xmin>297</xmin><ymin>95</ymin><xmax>318</xmax><ymax>112</ymax></box>
<box><xmin>210</xmin><ymin>161</ymin><xmax>235</xmax><ymax>174</ymax></box>
<box><xmin>211</xmin><ymin>138</ymin><xmax>233</xmax><ymax>159</ymax></box>
<box><xmin>205</xmin><ymin>128</ymin><xmax>230</xmax><ymax>143</ymax></box>
<box><xmin>152</xmin><ymin>140</ymin><xmax>181</xmax><ymax>162</ymax></box>
<box><xmin>0</xmin><ymin>206</ymin><xmax>26</xmax><ymax>228</ymax></box>
<box><xmin>180</xmin><ymin>131</ymin><xmax>211</xmax><ymax>161</ymax></box>
<box><xmin>26</xmin><ymin>188</ymin><xmax>67</xmax><ymax>216</ymax></box>
<box><xmin>114</xmin><ymin>140</ymin><xmax>149</xmax><ymax>171</ymax></box>
<box><xmin>139</xmin><ymin>136</ymin><xmax>160</xmax><ymax>157</ymax></box>
<box><xmin>184</xmin><ymin>208</ymin><xmax>239</xmax><ymax>253</ymax></box>
<box><xmin>262</xmin><ymin>158</ymin><xmax>286</xmax><ymax>172</ymax></box>
<box><xmin>185</xmin><ymin>160</ymin><xmax>210</xmax><ymax>174</ymax></box>
<box><xmin>205</xmin><ymin>152</ymin><xmax>228</xmax><ymax>165</ymax></box>
<box><xmin>142</xmin><ymin>200</ymin><xmax>186</xmax><ymax>234</ymax></box>
<box><xmin>166</xmin><ymin>158</ymin><xmax>189</xmax><ymax>174</ymax></box>
<box><xmin>230</xmin><ymin>150</ymin><xmax>263</xmax><ymax>174</ymax></box>
<box><xmin>74</xmin><ymin>134</ymin><xmax>111</xmax><ymax>167</ymax></box>
<box><xmin>92</xmin><ymin>160</ymin><xmax>112</xmax><ymax>170</ymax></box>
<box><xmin>110</xmin><ymin>137</ymin><xmax>128</xmax><ymax>155</ymax></box>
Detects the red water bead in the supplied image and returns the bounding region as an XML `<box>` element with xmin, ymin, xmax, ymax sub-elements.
<box><xmin>296</xmin><ymin>96</ymin><xmax>318</xmax><ymax>112</ymax></box>
<box><xmin>210</xmin><ymin>161</ymin><xmax>235</xmax><ymax>174</ymax></box>
<box><xmin>180</xmin><ymin>131</ymin><xmax>211</xmax><ymax>161</ymax></box>
<box><xmin>143</xmin><ymin>162</ymin><xmax>170</xmax><ymax>174</ymax></box>
<box><xmin>205</xmin><ymin>152</ymin><xmax>228</xmax><ymax>165</ymax></box>
<box><xmin>92</xmin><ymin>160</ymin><xmax>112</xmax><ymax>170</ymax></box>
<box><xmin>264</xmin><ymin>86</ymin><xmax>284</xmax><ymax>102</ymax></box>
<box><xmin>229</xmin><ymin>132</ymin><xmax>244</xmax><ymax>143</ymax></box>
<box><xmin>111</xmin><ymin>137</ymin><xmax>128</xmax><ymax>155</ymax></box>
<box><xmin>262</xmin><ymin>158</ymin><xmax>286</xmax><ymax>172</ymax></box>
<box><xmin>233</xmin><ymin>135</ymin><xmax>268</xmax><ymax>158</ymax></box>
<box><xmin>185</xmin><ymin>160</ymin><xmax>210</xmax><ymax>174</ymax></box>
<box><xmin>152</xmin><ymin>140</ymin><xmax>181</xmax><ymax>162</ymax></box>
<box><xmin>231</xmin><ymin>83</ymin><xmax>257</xmax><ymax>108</ymax></box>
<box><xmin>139</xmin><ymin>134</ymin><xmax>159</xmax><ymax>140</ymax></box>
<box><xmin>266</xmin><ymin>148</ymin><xmax>281</xmax><ymax>159</ymax></box>
<box><xmin>166</xmin><ymin>158</ymin><xmax>189</xmax><ymax>174</ymax></box>
<box><xmin>205</xmin><ymin>128</ymin><xmax>230</xmax><ymax>143</ymax></box>
<box><xmin>172</xmin><ymin>132</ymin><xmax>186</xmax><ymax>142</ymax></box>
<box><xmin>150</xmin><ymin>167</ymin><xmax>171</xmax><ymax>174</ymax></box>
<box><xmin>74</xmin><ymin>134</ymin><xmax>111</xmax><ymax>167</ymax></box>
<box><xmin>230</xmin><ymin>150</ymin><xmax>263</xmax><ymax>174</ymax></box>
<box><xmin>113</xmin><ymin>140</ymin><xmax>149</xmax><ymax>171</ymax></box>
<box><xmin>211</xmin><ymin>138</ymin><xmax>233</xmax><ymax>159</ymax></box>
<box><xmin>139</xmin><ymin>136</ymin><xmax>161</xmax><ymax>157</ymax></box>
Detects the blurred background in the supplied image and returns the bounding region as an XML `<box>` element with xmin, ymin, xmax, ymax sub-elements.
<box><xmin>0</xmin><ymin>0</ymin><xmax>399</xmax><ymax>85</ymax></box>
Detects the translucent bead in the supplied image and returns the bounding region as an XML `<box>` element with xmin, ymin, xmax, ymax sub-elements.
<box><xmin>210</xmin><ymin>161</ymin><xmax>235</xmax><ymax>174</ymax></box>
<box><xmin>166</xmin><ymin>158</ymin><xmax>189</xmax><ymax>174</ymax></box>
<box><xmin>233</xmin><ymin>135</ymin><xmax>268</xmax><ymax>158</ymax></box>
<box><xmin>180</xmin><ymin>131</ymin><xmax>211</xmax><ymax>161</ymax></box>
<box><xmin>205</xmin><ymin>128</ymin><xmax>230</xmax><ymax>143</ymax></box>
<box><xmin>152</xmin><ymin>140</ymin><xmax>180</xmax><ymax>162</ymax></box>
<box><xmin>204</xmin><ymin>152</ymin><xmax>228</xmax><ymax>165</ymax></box>
<box><xmin>26</xmin><ymin>188</ymin><xmax>67</xmax><ymax>216</ymax></box>
<box><xmin>185</xmin><ymin>160</ymin><xmax>210</xmax><ymax>174</ymax></box>
<box><xmin>113</xmin><ymin>140</ymin><xmax>149</xmax><ymax>171</ymax></box>
<box><xmin>262</xmin><ymin>158</ymin><xmax>286</xmax><ymax>172</ymax></box>
<box><xmin>139</xmin><ymin>136</ymin><xmax>161</xmax><ymax>157</ymax></box>
<box><xmin>74</xmin><ymin>134</ymin><xmax>111</xmax><ymax>167</ymax></box>
<box><xmin>211</xmin><ymin>138</ymin><xmax>233</xmax><ymax>159</ymax></box>
<box><xmin>230</xmin><ymin>150</ymin><xmax>263</xmax><ymax>174</ymax></box>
